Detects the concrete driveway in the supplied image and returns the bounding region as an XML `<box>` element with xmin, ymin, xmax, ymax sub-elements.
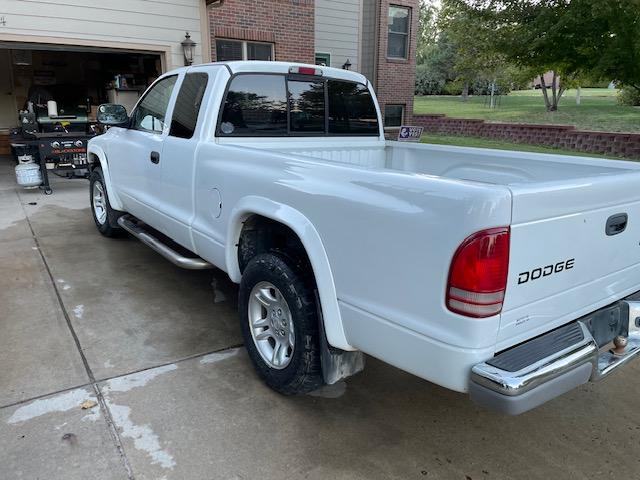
<box><xmin>1</xmin><ymin>157</ymin><xmax>639</xmax><ymax>480</ymax></box>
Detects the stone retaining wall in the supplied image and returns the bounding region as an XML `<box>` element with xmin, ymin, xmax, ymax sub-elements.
<box><xmin>412</xmin><ymin>114</ymin><xmax>640</xmax><ymax>159</ymax></box>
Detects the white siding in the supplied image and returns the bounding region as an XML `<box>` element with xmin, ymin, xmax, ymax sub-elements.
<box><xmin>0</xmin><ymin>0</ymin><xmax>208</xmax><ymax>69</ymax></box>
<box><xmin>315</xmin><ymin>0</ymin><xmax>362</xmax><ymax>72</ymax></box>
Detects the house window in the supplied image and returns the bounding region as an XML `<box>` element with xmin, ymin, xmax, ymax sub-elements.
<box><xmin>387</xmin><ymin>6</ymin><xmax>410</xmax><ymax>59</ymax></box>
<box><xmin>216</xmin><ymin>39</ymin><xmax>274</xmax><ymax>61</ymax></box>
<box><xmin>247</xmin><ymin>42</ymin><xmax>273</xmax><ymax>61</ymax></box>
<box><xmin>315</xmin><ymin>53</ymin><xmax>331</xmax><ymax>67</ymax></box>
<box><xmin>384</xmin><ymin>104</ymin><xmax>404</xmax><ymax>127</ymax></box>
<box><xmin>216</xmin><ymin>39</ymin><xmax>243</xmax><ymax>61</ymax></box>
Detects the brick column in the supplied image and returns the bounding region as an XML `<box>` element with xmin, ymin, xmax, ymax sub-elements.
<box><xmin>208</xmin><ymin>0</ymin><xmax>315</xmax><ymax>64</ymax></box>
<box><xmin>374</xmin><ymin>0</ymin><xmax>419</xmax><ymax>126</ymax></box>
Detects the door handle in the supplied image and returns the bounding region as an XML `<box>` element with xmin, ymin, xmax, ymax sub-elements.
<box><xmin>150</xmin><ymin>151</ymin><xmax>160</xmax><ymax>164</ymax></box>
<box><xmin>606</xmin><ymin>213</ymin><xmax>627</xmax><ymax>236</ymax></box>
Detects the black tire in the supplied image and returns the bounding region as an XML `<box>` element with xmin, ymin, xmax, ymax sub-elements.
<box><xmin>89</xmin><ymin>167</ymin><xmax>123</xmax><ymax>237</ymax></box>
<box><xmin>239</xmin><ymin>252</ymin><xmax>323</xmax><ymax>395</ymax></box>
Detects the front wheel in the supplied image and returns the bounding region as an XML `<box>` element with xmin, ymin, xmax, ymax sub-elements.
<box><xmin>239</xmin><ymin>253</ymin><xmax>323</xmax><ymax>394</ymax></box>
<box><xmin>89</xmin><ymin>167</ymin><xmax>123</xmax><ymax>237</ymax></box>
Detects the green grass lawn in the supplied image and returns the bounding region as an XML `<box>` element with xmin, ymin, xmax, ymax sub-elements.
<box><xmin>420</xmin><ymin>133</ymin><xmax>631</xmax><ymax>160</ymax></box>
<box><xmin>414</xmin><ymin>88</ymin><xmax>640</xmax><ymax>133</ymax></box>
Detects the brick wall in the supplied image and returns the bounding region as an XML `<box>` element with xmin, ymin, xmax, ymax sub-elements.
<box><xmin>208</xmin><ymin>0</ymin><xmax>315</xmax><ymax>64</ymax></box>
<box><xmin>374</xmin><ymin>0</ymin><xmax>419</xmax><ymax>125</ymax></box>
<box><xmin>413</xmin><ymin>114</ymin><xmax>640</xmax><ymax>159</ymax></box>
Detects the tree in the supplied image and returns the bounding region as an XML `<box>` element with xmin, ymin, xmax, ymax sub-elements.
<box><xmin>415</xmin><ymin>0</ymin><xmax>527</xmax><ymax>99</ymax></box>
<box><xmin>439</xmin><ymin>1</ymin><xmax>512</xmax><ymax>102</ymax></box>
<box><xmin>582</xmin><ymin>0</ymin><xmax>640</xmax><ymax>91</ymax></box>
<box><xmin>416</xmin><ymin>0</ymin><xmax>439</xmax><ymax>65</ymax></box>
<box><xmin>452</xmin><ymin>0</ymin><xmax>640</xmax><ymax>111</ymax></box>
<box><xmin>415</xmin><ymin>35</ymin><xmax>457</xmax><ymax>95</ymax></box>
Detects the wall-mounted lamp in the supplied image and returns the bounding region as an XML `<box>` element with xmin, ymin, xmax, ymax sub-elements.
<box><xmin>181</xmin><ymin>32</ymin><xmax>197</xmax><ymax>66</ymax></box>
<box><xmin>342</xmin><ymin>59</ymin><xmax>352</xmax><ymax>70</ymax></box>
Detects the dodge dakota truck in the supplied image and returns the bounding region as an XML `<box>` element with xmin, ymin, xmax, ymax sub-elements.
<box><xmin>88</xmin><ymin>61</ymin><xmax>640</xmax><ymax>414</ymax></box>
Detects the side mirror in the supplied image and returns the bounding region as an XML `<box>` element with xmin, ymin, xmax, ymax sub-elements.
<box><xmin>97</xmin><ymin>104</ymin><xmax>129</xmax><ymax>126</ymax></box>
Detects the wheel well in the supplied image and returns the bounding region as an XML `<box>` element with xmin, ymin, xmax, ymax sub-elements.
<box><xmin>238</xmin><ymin>215</ymin><xmax>314</xmax><ymax>281</ymax></box>
<box><xmin>88</xmin><ymin>152</ymin><xmax>100</xmax><ymax>171</ymax></box>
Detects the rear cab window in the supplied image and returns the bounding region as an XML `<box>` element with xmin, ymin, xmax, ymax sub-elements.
<box><xmin>219</xmin><ymin>74</ymin><xmax>287</xmax><ymax>136</ymax></box>
<box><xmin>328</xmin><ymin>82</ymin><xmax>378</xmax><ymax>135</ymax></box>
<box><xmin>288</xmin><ymin>79</ymin><xmax>325</xmax><ymax>133</ymax></box>
<box><xmin>217</xmin><ymin>72</ymin><xmax>379</xmax><ymax>137</ymax></box>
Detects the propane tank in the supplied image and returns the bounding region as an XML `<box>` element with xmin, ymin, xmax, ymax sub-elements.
<box><xmin>15</xmin><ymin>163</ymin><xmax>42</xmax><ymax>188</ymax></box>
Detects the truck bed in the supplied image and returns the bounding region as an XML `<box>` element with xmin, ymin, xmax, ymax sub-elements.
<box><xmin>261</xmin><ymin>140</ymin><xmax>640</xmax><ymax>351</ymax></box>
<box><xmin>262</xmin><ymin>140</ymin><xmax>639</xmax><ymax>185</ymax></box>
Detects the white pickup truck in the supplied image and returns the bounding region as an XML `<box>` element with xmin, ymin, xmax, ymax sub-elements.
<box><xmin>88</xmin><ymin>61</ymin><xmax>640</xmax><ymax>414</ymax></box>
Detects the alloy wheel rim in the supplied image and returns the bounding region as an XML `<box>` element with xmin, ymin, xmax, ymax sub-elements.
<box><xmin>92</xmin><ymin>181</ymin><xmax>107</xmax><ymax>225</ymax></box>
<box><xmin>248</xmin><ymin>281</ymin><xmax>295</xmax><ymax>369</ymax></box>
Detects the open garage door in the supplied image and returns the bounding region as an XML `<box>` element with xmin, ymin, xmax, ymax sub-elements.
<box><xmin>0</xmin><ymin>44</ymin><xmax>162</xmax><ymax>132</ymax></box>
<box><xmin>0</xmin><ymin>44</ymin><xmax>163</xmax><ymax>176</ymax></box>
<box><xmin>0</xmin><ymin>43</ymin><xmax>162</xmax><ymax>156</ymax></box>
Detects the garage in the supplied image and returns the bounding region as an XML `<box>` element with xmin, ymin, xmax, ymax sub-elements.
<box><xmin>0</xmin><ymin>44</ymin><xmax>163</xmax><ymax>190</ymax></box>
<box><xmin>0</xmin><ymin>0</ymin><xmax>210</xmax><ymax>158</ymax></box>
<box><xmin>0</xmin><ymin>45</ymin><xmax>163</xmax><ymax>126</ymax></box>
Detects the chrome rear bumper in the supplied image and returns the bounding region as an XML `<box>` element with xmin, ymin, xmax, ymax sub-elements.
<box><xmin>470</xmin><ymin>300</ymin><xmax>640</xmax><ymax>415</ymax></box>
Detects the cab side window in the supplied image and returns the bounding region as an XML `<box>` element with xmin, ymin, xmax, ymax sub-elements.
<box><xmin>170</xmin><ymin>73</ymin><xmax>209</xmax><ymax>139</ymax></box>
<box><xmin>132</xmin><ymin>75</ymin><xmax>178</xmax><ymax>133</ymax></box>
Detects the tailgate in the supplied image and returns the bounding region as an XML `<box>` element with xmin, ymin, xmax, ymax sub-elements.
<box><xmin>499</xmin><ymin>170</ymin><xmax>640</xmax><ymax>350</ymax></box>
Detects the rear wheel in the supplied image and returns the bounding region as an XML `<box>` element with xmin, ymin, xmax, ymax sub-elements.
<box><xmin>239</xmin><ymin>252</ymin><xmax>323</xmax><ymax>394</ymax></box>
<box><xmin>89</xmin><ymin>167</ymin><xmax>123</xmax><ymax>237</ymax></box>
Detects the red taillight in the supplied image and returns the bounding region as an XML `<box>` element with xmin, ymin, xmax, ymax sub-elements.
<box><xmin>446</xmin><ymin>227</ymin><xmax>510</xmax><ymax>318</ymax></box>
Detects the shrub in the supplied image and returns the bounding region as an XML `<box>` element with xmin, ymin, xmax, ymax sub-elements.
<box><xmin>443</xmin><ymin>79</ymin><xmax>464</xmax><ymax>95</ymax></box>
<box><xmin>415</xmin><ymin>64</ymin><xmax>447</xmax><ymax>95</ymax></box>
<box><xmin>414</xmin><ymin>65</ymin><xmax>516</xmax><ymax>97</ymax></box>
<box><xmin>581</xmin><ymin>80</ymin><xmax>611</xmax><ymax>88</ymax></box>
<box><xmin>470</xmin><ymin>79</ymin><xmax>511</xmax><ymax>96</ymax></box>
<box><xmin>617</xmin><ymin>87</ymin><xmax>640</xmax><ymax>106</ymax></box>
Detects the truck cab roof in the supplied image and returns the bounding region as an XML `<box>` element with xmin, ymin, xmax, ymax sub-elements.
<box><xmin>169</xmin><ymin>61</ymin><xmax>369</xmax><ymax>85</ymax></box>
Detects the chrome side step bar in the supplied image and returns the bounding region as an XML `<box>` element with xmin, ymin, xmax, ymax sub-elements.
<box><xmin>117</xmin><ymin>215</ymin><xmax>213</xmax><ymax>270</ymax></box>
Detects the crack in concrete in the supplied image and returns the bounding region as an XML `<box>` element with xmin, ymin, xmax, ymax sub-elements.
<box><xmin>7</xmin><ymin>388</ymin><xmax>97</xmax><ymax>424</ymax></box>
<box><xmin>0</xmin><ymin>344</ymin><xmax>244</xmax><ymax>411</ymax></box>
<box><xmin>102</xmin><ymin>364</ymin><xmax>179</xmax><ymax>394</ymax></box>
<box><xmin>18</xmin><ymin>195</ymin><xmax>137</xmax><ymax>480</ymax></box>
<box><xmin>0</xmin><ymin>382</ymin><xmax>93</xmax><ymax>411</ymax></box>
<box><xmin>6</xmin><ymin>182</ymin><xmax>245</xmax><ymax>479</ymax></box>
